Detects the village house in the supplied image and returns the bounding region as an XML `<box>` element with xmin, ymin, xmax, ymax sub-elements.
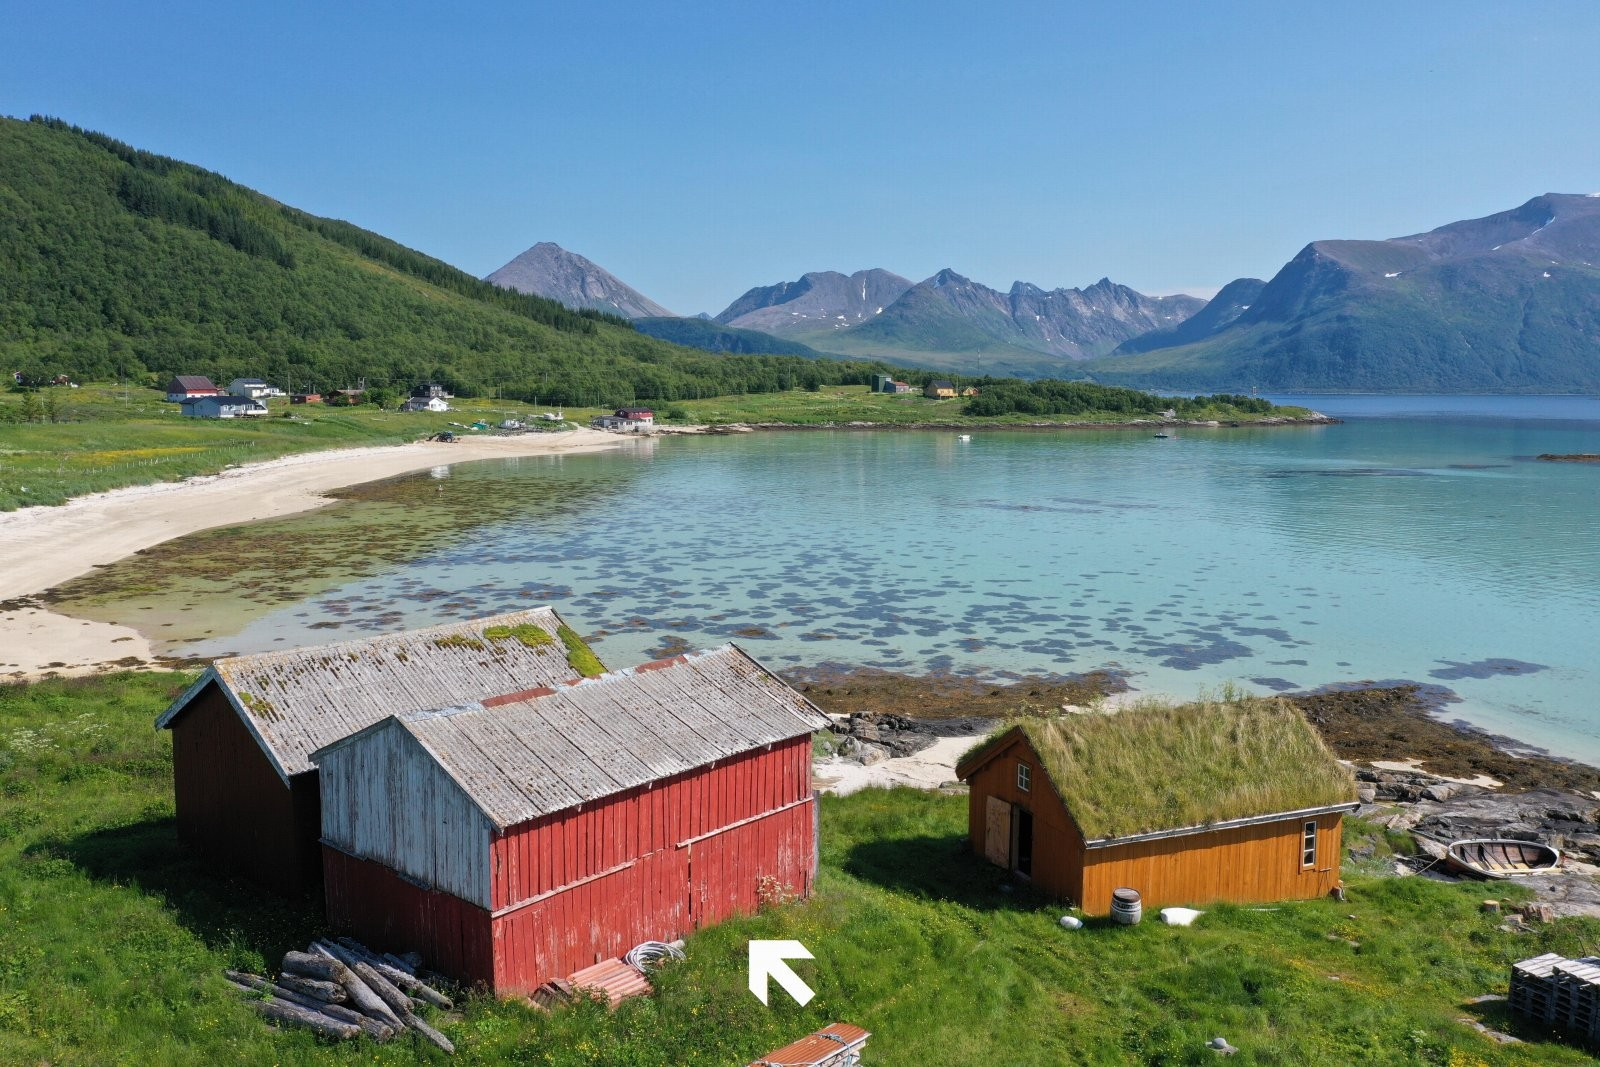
<box><xmin>164</xmin><ymin>375</ymin><xmax>221</xmax><ymax>403</ymax></box>
<box><xmin>400</xmin><ymin>395</ymin><xmax>450</xmax><ymax>413</ymax></box>
<box><xmin>312</xmin><ymin>644</ymin><xmax>827</xmax><ymax>993</ymax></box>
<box><xmin>154</xmin><ymin>608</ymin><xmax>600</xmax><ymax>894</ymax></box>
<box><xmin>924</xmin><ymin>380</ymin><xmax>958</xmax><ymax>399</ymax></box>
<box><xmin>411</xmin><ymin>382</ymin><xmax>453</xmax><ymax>401</ymax></box>
<box><xmin>290</xmin><ymin>392</ymin><xmax>322</xmax><ymax>405</ymax></box>
<box><xmin>326</xmin><ymin>388</ymin><xmax>366</xmax><ymax>406</ymax></box>
<box><xmin>592</xmin><ymin>407</ymin><xmax>653</xmax><ymax>432</ymax></box>
<box><xmin>956</xmin><ymin>697</ymin><xmax>1358</xmax><ymax>914</ymax></box>
<box><xmin>227</xmin><ymin>378</ymin><xmax>283</xmax><ymax>400</ymax></box>
<box><xmin>871</xmin><ymin>373</ymin><xmax>915</xmax><ymax>394</ymax></box>
<box><xmin>179</xmin><ymin>394</ymin><xmax>269</xmax><ymax>418</ymax></box>
<box><xmin>961</xmin><ymin>386</ymin><xmax>981</xmax><ymax>397</ymax></box>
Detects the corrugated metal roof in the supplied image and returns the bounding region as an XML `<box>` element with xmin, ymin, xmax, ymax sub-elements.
<box><xmin>331</xmin><ymin>645</ymin><xmax>829</xmax><ymax>830</ymax></box>
<box><xmin>156</xmin><ymin>607</ymin><xmax>597</xmax><ymax>781</ymax></box>
<box><xmin>566</xmin><ymin>958</ymin><xmax>651</xmax><ymax>1006</ymax></box>
<box><xmin>751</xmin><ymin>1023</ymin><xmax>871</xmax><ymax>1066</ymax></box>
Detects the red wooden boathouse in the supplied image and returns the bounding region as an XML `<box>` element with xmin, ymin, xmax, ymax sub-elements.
<box><xmin>154</xmin><ymin>608</ymin><xmax>599</xmax><ymax>894</ymax></box>
<box><xmin>311</xmin><ymin>644</ymin><xmax>828</xmax><ymax>994</ymax></box>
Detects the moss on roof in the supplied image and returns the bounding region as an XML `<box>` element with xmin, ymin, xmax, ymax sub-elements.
<box><xmin>960</xmin><ymin>693</ymin><xmax>1357</xmax><ymax>840</ymax></box>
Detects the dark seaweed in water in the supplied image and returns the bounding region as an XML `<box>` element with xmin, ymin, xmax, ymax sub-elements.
<box><xmin>1428</xmin><ymin>658</ymin><xmax>1549</xmax><ymax>681</ymax></box>
<box><xmin>39</xmin><ymin>459</ymin><xmax>640</xmax><ymax>640</ymax></box>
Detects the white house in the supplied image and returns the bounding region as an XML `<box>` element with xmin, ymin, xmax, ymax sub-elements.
<box><xmin>180</xmin><ymin>395</ymin><xmax>269</xmax><ymax>419</ymax></box>
<box><xmin>227</xmin><ymin>378</ymin><xmax>283</xmax><ymax>400</ymax></box>
<box><xmin>592</xmin><ymin>407</ymin><xmax>654</xmax><ymax>432</ymax></box>
<box><xmin>401</xmin><ymin>396</ymin><xmax>450</xmax><ymax>413</ymax></box>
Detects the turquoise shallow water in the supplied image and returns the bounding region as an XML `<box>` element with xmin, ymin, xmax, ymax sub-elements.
<box><xmin>181</xmin><ymin>397</ymin><xmax>1600</xmax><ymax>762</ymax></box>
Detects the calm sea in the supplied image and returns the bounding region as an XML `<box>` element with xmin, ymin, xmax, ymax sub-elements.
<box><xmin>174</xmin><ymin>396</ymin><xmax>1600</xmax><ymax>762</ymax></box>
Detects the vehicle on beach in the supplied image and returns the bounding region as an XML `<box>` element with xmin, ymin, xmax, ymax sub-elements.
<box><xmin>1443</xmin><ymin>838</ymin><xmax>1561</xmax><ymax>879</ymax></box>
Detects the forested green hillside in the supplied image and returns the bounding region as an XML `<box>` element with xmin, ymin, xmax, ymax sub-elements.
<box><xmin>0</xmin><ymin>116</ymin><xmax>887</xmax><ymax>405</ymax></box>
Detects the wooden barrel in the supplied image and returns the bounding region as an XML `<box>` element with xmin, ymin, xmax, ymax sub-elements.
<box><xmin>1111</xmin><ymin>887</ymin><xmax>1142</xmax><ymax>925</ymax></box>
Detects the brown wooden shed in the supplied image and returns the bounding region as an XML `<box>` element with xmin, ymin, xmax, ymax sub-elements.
<box><xmin>955</xmin><ymin>697</ymin><xmax>1358</xmax><ymax>915</ymax></box>
<box><xmin>154</xmin><ymin>608</ymin><xmax>601</xmax><ymax>895</ymax></box>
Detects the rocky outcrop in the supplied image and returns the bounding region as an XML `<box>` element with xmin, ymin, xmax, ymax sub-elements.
<box><xmin>828</xmin><ymin>712</ymin><xmax>997</xmax><ymax>759</ymax></box>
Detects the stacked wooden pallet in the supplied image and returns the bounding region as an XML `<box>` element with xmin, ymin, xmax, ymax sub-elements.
<box><xmin>1509</xmin><ymin>952</ymin><xmax>1600</xmax><ymax>1041</ymax></box>
<box><xmin>225</xmin><ymin>936</ymin><xmax>455</xmax><ymax>1053</ymax></box>
<box><xmin>1509</xmin><ymin>952</ymin><xmax>1563</xmax><ymax>1022</ymax></box>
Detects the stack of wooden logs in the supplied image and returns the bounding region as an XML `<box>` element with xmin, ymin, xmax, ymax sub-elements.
<box><xmin>224</xmin><ymin>936</ymin><xmax>455</xmax><ymax>1053</ymax></box>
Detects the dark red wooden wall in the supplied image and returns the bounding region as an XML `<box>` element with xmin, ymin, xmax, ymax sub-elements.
<box><xmin>489</xmin><ymin>739</ymin><xmax>813</xmax><ymax>910</ymax></box>
<box><xmin>323</xmin><ymin>736</ymin><xmax>818</xmax><ymax>995</ymax></box>
<box><xmin>323</xmin><ymin>845</ymin><xmax>495</xmax><ymax>984</ymax></box>
<box><xmin>169</xmin><ymin>684</ymin><xmax>322</xmax><ymax>895</ymax></box>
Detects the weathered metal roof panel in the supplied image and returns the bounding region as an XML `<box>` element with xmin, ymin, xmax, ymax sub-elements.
<box><xmin>159</xmin><ymin>608</ymin><xmax>594</xmax><ymax>778</ymax></box>
<box><xmin>400</xmin><ymin>644</ymin><xmax>828</xmax><ymax>829</ymax></box>
<box><xmin>752</xmin><ymin>1022</ymin><xmax>871</xmax><ymax>1066</ymax></box>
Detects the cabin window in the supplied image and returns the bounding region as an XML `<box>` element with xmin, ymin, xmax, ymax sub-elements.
<box><xmin>1301</xmin><ymin>820</ymin><xmax>1318</xmax><ymax>868</ymax></box>
<box><xmin>1016</xmin><ymin>762</ymin><xmax>1031</xmax><ymax>792</ymax></box>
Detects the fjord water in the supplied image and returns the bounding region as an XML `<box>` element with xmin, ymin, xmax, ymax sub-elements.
<box><xmin>178</xmin><ymin>397</ymin><xmax>1600</xmax><ymax>762</ymax></box>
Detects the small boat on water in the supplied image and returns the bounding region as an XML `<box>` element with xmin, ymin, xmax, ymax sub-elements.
<box><xmin>1153</xmin><ymin>432</ymin><xmax>1172</xmax><ymax>439</ymax></box>
<box><xmin>1443</xmin><ymin>838</ymin><xmax>1561</xmax><ymax>879</ymax></box>
<box><xmin>956</xmin><ymin>434</ymin><xmax>971</xmax><ymax>441</ymax></box>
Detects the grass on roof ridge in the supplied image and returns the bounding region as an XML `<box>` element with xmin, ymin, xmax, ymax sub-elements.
<box><xmin>963</xmin><ymin>689</ymin><xmax>1357</xmax><ymax>840</ymax></box>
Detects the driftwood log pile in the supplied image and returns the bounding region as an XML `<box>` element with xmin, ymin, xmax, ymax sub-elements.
<box><xmin>225</xmin><ymin>936</ymin><xmax>455</xmax><ymax>1053</ymax></box>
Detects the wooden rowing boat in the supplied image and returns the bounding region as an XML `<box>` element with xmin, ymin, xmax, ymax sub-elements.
<box><xmin>1444</xmin><ymin>838</ymin><xmax>1561</xmax><ymax>879</ymax></box>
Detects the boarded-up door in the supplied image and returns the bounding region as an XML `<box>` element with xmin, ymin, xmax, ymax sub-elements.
<box><xmin>984</xmin><ymin>796</ymin><xmax>1011</xmax><ymax>867</ymax></box>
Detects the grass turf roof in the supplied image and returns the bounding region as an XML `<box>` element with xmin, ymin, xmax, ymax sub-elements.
<box><xmin>961</xmin><ymin>693</ymin><xmax>1358</xmax><ymax>840</ymax></box>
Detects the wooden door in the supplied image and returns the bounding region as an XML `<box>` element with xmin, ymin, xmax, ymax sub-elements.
<box><xmin>984</xmin><ymin>796</ymin><xmax>1011</xmax><ymax>867</ymax></box>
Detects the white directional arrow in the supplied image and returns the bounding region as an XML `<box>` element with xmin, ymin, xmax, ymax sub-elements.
<box><xmin>747</xmin><ymin>939</ymin><xmax>815</xmax><ymax>1006</ymax></box>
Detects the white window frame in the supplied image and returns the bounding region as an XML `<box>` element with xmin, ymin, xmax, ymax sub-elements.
<box><xmin>1301</xmin><ymin>820</ymin><xmax>1318</xmax><ymax>868</ymax></box>
<box><xmin>1016</xmin><ymin>761</ymin><xmax>1031</xmax><ymax>792</ymax></box>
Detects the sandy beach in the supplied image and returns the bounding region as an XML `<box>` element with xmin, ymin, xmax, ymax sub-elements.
<box><xmin>0</xmin><ymin>429</ymin><xmax>626</xmax><ymax>678</ymax></box>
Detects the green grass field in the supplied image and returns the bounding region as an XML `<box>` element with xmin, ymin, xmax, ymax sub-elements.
<box><xmin>2</xmin><ymin>672</ymin><xmax>1596</xmax><ymax>1065</ymax></box>
<box><xmin>669</xmin><ymin>385</ymin><xmax>1314</xmax><ymax>428</ymax></box>
<box><xmin>0</xmin><ymin>383</ymin><xmax>587</xmax><ymax>510</ymax></box>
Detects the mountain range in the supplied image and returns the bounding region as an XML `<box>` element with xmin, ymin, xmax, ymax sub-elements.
<box><xmin>490</xmin><ymin>192</ymin><xmax>1600</xmax><ymax>391</ymax></box>
<box><xmin>487</xmin><ymin>247</ymin><xmax>1208</xmax><ymax>377</ymax></box>
<box><xmin>1085</xmin><ymin>193</ymin><xmax>1600</xmax><ymax>391</ymax></box>
<box><xmin>14</xmin><ymin>112</ymin><xmax>1595</xmax><ymax>395</ymax></box>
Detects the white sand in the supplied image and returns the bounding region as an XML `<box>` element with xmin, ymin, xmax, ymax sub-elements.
<box><xmin>0</xmin><ymin>429</ymin><xmax>626</xmax><ymax>678</ymax></box>
<box><xmin>1366</xmin><ymin>758</ymin><xmax>1504</xmax><ymax>789</ymax></box>
<box><xmin>812</xmin><ymin>735</ymin><xmax>976</xmax><ymax>796</ymax></box>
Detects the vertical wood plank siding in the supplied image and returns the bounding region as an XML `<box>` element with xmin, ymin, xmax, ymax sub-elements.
<box><xmin>489</xmin><ymin>741</ymin><xmax>812</xmax><ymax>909</ymax></box>
<box><xmin>963</xmin><ymin>733</ymin><xmax>1084</xmax><ymax>902</ymax></box>
<box><xmin>1078</xmin><ymin>815</ymin><xmax>1346</xmax><ymax>914</ymax></box>
<box><xmin>322</xmin><ymin>846</ymin><xmax>495</xmax><ymax>985</ymax></box>
<box><xmin>318</xmin><ymin>724</ymin><xmax>491</xmax><ymax>905</ymax></box>
<box><xmin>964</xmin><ymin>733</ymin><xmax>1345</xmax><ymax>914</ymax></box>
<box><xmin>323</xmin><ymin>736</ymin><xmax>817</xmax><ymax>994</ymax></box>
<box><xmin>169</xmin><ymin>685</ymin><xmax>322</xmax><ymax>894</ymax></box>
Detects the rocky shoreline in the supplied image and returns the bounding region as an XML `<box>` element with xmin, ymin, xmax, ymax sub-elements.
<box><xmin>738</xmin><ymin>414</ymin><xmax>1338</xmax><ymax>432</ymax></box>
<box><xmin>787</xmin><ymin>665</ymin><xmax>1600</xmax><ymax>794</ymax></box>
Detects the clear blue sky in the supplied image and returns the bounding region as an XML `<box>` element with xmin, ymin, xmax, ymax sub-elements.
<box><xmin>5</xmin><ymin>1</ymin><xmax>1598</xmax><ymax>315</ymax></box>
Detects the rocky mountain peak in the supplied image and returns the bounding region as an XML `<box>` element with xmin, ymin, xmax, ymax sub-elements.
<box><xmin>485</xmin><ymin>242</ymin><xmax>672</xmax><ymax>319</ymax></box>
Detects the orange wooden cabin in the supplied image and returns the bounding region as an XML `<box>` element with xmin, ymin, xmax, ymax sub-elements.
<box><xmin>956</xmin><ymin>701</ymin><xmax>1358</xmax><ymax>915</ymax></box>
